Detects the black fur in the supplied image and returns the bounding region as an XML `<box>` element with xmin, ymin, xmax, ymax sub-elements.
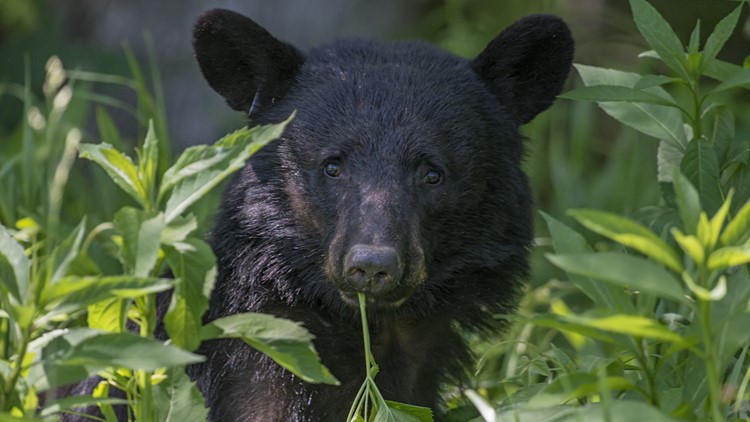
<box><xmin>189</xmin><ymin>9</ymin><xmax>573</xmax><ymax>421</ymax></box>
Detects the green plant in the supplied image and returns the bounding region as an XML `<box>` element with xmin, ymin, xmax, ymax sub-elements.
<box><xmin>463</xmin><ymin>0</ymin><xmax>750</xmax><ymax>421</ymax></box>
<box><xmin>0</xmin><ymin>55</ymin><xmax>337</xmax><ymax>420</ymax></box>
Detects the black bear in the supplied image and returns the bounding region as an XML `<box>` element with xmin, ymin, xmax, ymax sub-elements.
<box><xmin>191</xmin><ymin>8</ymin><xmax>573</xmax><ymax>421</ymax></box>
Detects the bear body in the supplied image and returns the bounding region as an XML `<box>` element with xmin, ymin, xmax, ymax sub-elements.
<box><xmin>188</xmin><ymin>10</ymin><xmax>573</xmax><ymax>421</ymax></box>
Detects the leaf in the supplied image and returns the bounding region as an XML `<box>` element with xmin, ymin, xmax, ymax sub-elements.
<box><xmin>707</xmin><ymin>245</ymin><xmax>750</xmax><ymax>270</ymax></box>
<box><xmin>633</xmin><ymin>74</ymin><xmax>675</xmax><ymax>89</ymax></box>
<box><xmin>35</xmin><ymin>329</ymin><xmax>203</xmax><ymax>390</ymax></box>
<box><xmin>152</xmin><ymin>367</ymin><xmax>209</xmax><ymax>422</ymax></box>
<box><xmin>113</xmin><ymin>207</ymin><xmax>165</xmax><ymax>277</ymax></box>
<box><xmin>41</xmin><ymin>276</ymin><xmax>175</xmax><ymax>317</ymax></box>
<box><xmin>464</xmin><ymin>390</ymin><xmax>495</xmax><ymax>422</ymax></box>
<box><xmin>201</xmin><ymin>313</ymin><xmax>339</xmax><ymax>385</ymax></box>
<box><xmin>629</xmin><ymin>0</ymin><xmax>687</xmax><ymax>78</ymax></box>
<box><xmin>164</xmin><ymin>238</ymin><xmax>216</xmax><ymax>351</ymax></box>
<box><xmin>721</xmin><ymin>198</ymin><xmax>750</xmax><ymax>246</ymax></box>
<box><xmin>541</xmin><ymin>212</ymin><xmax>634</xmax><ymax>312</ymax></box>
<box><xmin>546</xmin><ymin>252</ymin><xmax>689</xmax><ymax>305</ymax></box>
<box><xmin>373</xmin><ymin>401</ymin><xmax>433</xmax><ymax>422</ymax></box>
<box><xmin>680</xmin><ymin>137</ymin><xmax>722</xmax><ymax>215</ymax></box>
<box><xmin>529</xmin><ymin>373</ymin><xmax>640</xmax><ymax>407</ymax></box>
<box><xmin>137</xmin><ymin>120</ymin><xmax>159</xmax><ymax>205</ymax></box>
<box><xmin>0</xmin><ymin>223</ymin><xmax>29</xmax><ymax>304</ymax></box>
<box><xmin>49</xmin><ymin>218</ymin><xmax>87</xmax><ymax>285</ymax></box>
<box><xmin>39</xmin><ymin>396</ymin><xmax>128</xmax><ymax>418</ymax></box>
<box><xmin>657</xmin><ymin>139</ymin><xmax>683</xmax><ymax>183</ymax></box>
<box><xmin>711</xmin><ymin>67</ymin><xmax>750</xmax><ymax>95</ymax></box>
<box><xmin>160</xmin><ymin>116</ymin><xmax>292</xmax><ymax>223</ymax></box>
<box><xmin>568</xmin><ymin>209</ymin><xmax>682</xmax><ymax>272</ymax></box>
<box><xmin>703</xmin><ymin>5</ymin><xmax>743</xmax><ymax>67</ymax></box>
<box><xmin>672</xmin><ymin>170</ymin><xmax>701</xmax><ymax>235</ymax></box>
<box><xmin>87</xmin><ymin>298</ymin><xmax>128</xmax><ymax>333</ymax></box>
<box><xmin>574</xmin><ymin>65</ymin><xmax>685</xmax><ymax>148</ymax></box>
<box><xmin>560</xmin><ymin>85</ymin><xmax>678</xmax><ymax>107</ymax></box>
<box><xmin>79</xmin><ymin>143</ymin><xmax>146</xmax><ymax>206</ymax></box>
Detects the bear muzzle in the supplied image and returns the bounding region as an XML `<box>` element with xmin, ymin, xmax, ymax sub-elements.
<box><xmin>343</xmin><ymin>244</ymin><xmax>403</xmax><ymax>296</ymax></box>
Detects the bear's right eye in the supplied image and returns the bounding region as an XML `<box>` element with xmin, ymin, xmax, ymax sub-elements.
<box><xmin>324</xmin><ymin>161</ymin><xmax>341</xmax><ymax>178</ymax></box>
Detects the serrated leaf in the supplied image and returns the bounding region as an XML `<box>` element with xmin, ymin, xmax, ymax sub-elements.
<box><xmin>153</xmin><ymin>367</ymin><xmax>209</xmax><ymax>422</ymax></box>
<box><xmin>164</xmin><ymin>238</ymin><xmax>216</xmax><ymax>351</ymax></box>
<box><xmin>0</xmin><ymin>223</ymin><xmax>29</xmax><ymax>304</ymax></box>
<box><xmin>703</xmin><ymin>5</ymin><xmax>742</xmax><ymax>66</ymax></box>
<box><xmin>560</xmin><ymin>85</ymin><xmax>678</xmax><ymax>107</ymax></box>
<box><xmin>201</xmin><ymin>313</ymin><xmax>339</xmax><ymax>385</ymax></box>
<box><xmin>569</xmin><ymin>209</ymin><xmax>682</xmax><ymax>273</ymax></box>
<box><xmin>160</xmin><ymin>116</ymin><xmax>292</xmax><ymax>222</ymax></box>
<box><xmin>681</xmin><ymin>138</ymin><xmax>722</xmax><ymax>215</ymax></box>
<box><xmin>629</xmin><ymin>0</ymin><xmax>688</xmax><ymax>78</ymax></box>
<box><xmin>79</xmin><ymin>143</ymin><xmax>146</xmax><ymax>205</ymax></box>
<box><xmin>546</xmin><ymin>252</ymin><xmax>689</xmax><ymax>305</ymax></box>
<box><xmin>574</xmin><ymin>65</ymin><xmax>685</xmax><ymax>148</ymax></box>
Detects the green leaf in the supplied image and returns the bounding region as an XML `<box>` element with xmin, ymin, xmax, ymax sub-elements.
<box><xmin>95</xmin><ymin>107</ymin><xmax>125</xmax><ymax>151</ymax></box>
<box><xmin>0</xmin><ymin>223</ymin><xmax>29</xmax><ymax>304</ymax></box>
<box><xmin>569</xmin><ymin>209</ymin><xmax>682</xmax><ymax>273</ymax></box>
<box><xmin>137</xmin><ymin>120</ymin><xmax>159</xmax><ymax>206</ymax></box>
<box><xmin>680</xmin><ymin>138</ymin><xmax>722</xmax><ymax>215</ymax></box>
<box><xmin>711</xmin><ymin>67</ymin><xmax>750</xmax><ymax>95</ymax></box>
<box><xmin>160</xmin><ymin>215</ymin><xmax>198</xmax><ymax>246</ymax></box>
<box><xmin>41</xmin><ymin>276</ymin><xmax>175</xmax><ymax>317</ymax></box>
<box><xmin>49</xmin><ymin>218</ymin><xmax>87</xmax><ymax>285</ymax></box>
<box><xmin>113</xmin><ymin>207</ymin><xmax>165</xmax><ymax>277</ymax></box>
<box><xmin>201</xmin><ymin>313</ymin><xmax>339</xmax><ymax>385</ymax></box>
<box><xmin>703</xmin><ymin>5</ymin><xmax>743</xmax><ymax>66</ymax></box>
<box><xmin>160</xmin><ymin>116</ymin><xmax>292</xmax><ymax>223</ymax></box>
<box><xmin>672</xmin><ymin>170</ymin><xmax>701</xmax><ymax>235</ymax></box>
<box><xmin>633</xmin><ymin>74</ymin><xmax>675</xmax><ymax>89</ymax></box>
<box><xmin>529</xmin><ymin>373</ymin><xmax>640</xmax><ymax>407</ymax></box>
<box><xmin>687</xmin><ymin>20</ymin><xmax>701</xmax><ymax>56</ymax></box>
<box><xmin>546</xmin><ymin>252</ymin><xmax>689</xmax><ymax>305</ymax></box>
<box><xmin>35</xmin><ymin>329</ymin><xmax>203</xmax><ymax>390</ymax></box>
<box><xmin>79</xmin><ymin>143</ymin><xmax>146</xmax><ymax>206</ymax></box>
<box><xmin>560</xmin><ymin>85</ymin><xmax>679</xmax><ymax>107</ymax></box>
<box><xmin>87</xmin><ymin>298</ymin><xmax>128</xmax><ymax>333</ymax></box>
<box><xmin>721</xmin><ymin>198</ymin><xmax>750</xmax><ymax>246</ymax></box>
<box><xmin>164</xmin><ymin>238</ymin><xmax>216</xmax><ymax>351</ymax></box>
<box><xmin>541</xmin><ymin>212</ymin><xmax>634</xmax><ymax>312</ymax></box>
<box><xmin>629</xmin><ymin>0</ymin><xmax>688</xmax><ymax>78</ymax></box>
<box><xmin>152</xmin><ymin>367</ymin><xmax>209</xmax><ymax>422</ymax></box>
<box><xmin>574</xmin><ymin>65</ymin><xmax>685</xmax><ymax>148</ymax></box>
<box><xmin>707</xmin><ymin>245</ymin><xmax>750</xmax><ymax>270</ymax></box>
<box><xmin>40</xmin><ymin>396</ymin><xmax>128</xmax><ymax>418</ymax></box>
<box><xmin>373</xmin><ymin>401</ymin><xmax>433</xmax><ymax>422</ymax></box>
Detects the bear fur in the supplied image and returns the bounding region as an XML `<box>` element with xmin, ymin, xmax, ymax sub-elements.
<box><xmin>188</xmin><ymin>9</ymin><xmax>573</xmax><ymax>421</ymax></box>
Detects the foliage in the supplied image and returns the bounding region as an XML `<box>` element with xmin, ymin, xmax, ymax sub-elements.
<box><xmin>455</xmin><ymin>0</ymin><xmax>750</xmax><ymax>421</ymax></box>
<box><xmin>0</xmin><ymin>55</ymin><xmax>336</xmax><ymax>420</ymax></box>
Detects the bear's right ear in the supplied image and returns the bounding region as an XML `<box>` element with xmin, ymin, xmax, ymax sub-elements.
<box><xmin>193</xmin><ymin>9</ymin><xmax>304</xmax><ymax>115</ymax></box>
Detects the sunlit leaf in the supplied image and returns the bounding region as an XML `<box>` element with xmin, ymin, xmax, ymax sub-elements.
<box><xmin>707</xmin><ymin>246</ymin><xmax>750</xmax><ymax>270</ymax></box>
<box><xmin>79</xmin><ymin>143</ymin><xmax>146</xmax><ymax>205</ymax></box>
<box><xmin>721</xmin><ymin>198</ymin><xmax>750</xmax><ymax>246</ymax></box>
<box><xmin>201</xmin><ymin>312</ymin><xmax>339</xmax><ymax>385</ymax></box>
<box><xmin>113</xmin><ymin>207</ymin><xmax>165</xmax><ymax>277</ymax></box>
<box><xmin>0</xmin><ymin>223</ymin><xmax>29</xmax><ymax>304</ymax></box>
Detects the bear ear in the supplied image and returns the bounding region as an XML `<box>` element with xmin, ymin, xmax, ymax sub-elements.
<box><xmin>193</xmin><ymin>9</ymin><xmax>304</xmax><ymax>115</ymax></box>
<box><xmin>471</xmin><ymin>15</ymin><xmax>574</xmax><ymax>124</ymax></box>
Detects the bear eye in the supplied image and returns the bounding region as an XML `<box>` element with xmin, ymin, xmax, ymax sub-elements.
<box><xmin>324</xmin><ymin>161</ymin><xmax>342</xmax><ymax>178</ymax></box>
<box><xmin>422</xmin><ymin>169</ymin><xmax>442</xmax><ymax>185</ymax></box>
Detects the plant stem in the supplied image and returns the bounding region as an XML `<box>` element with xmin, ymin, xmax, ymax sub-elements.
<box><xmin>698</xmin><ymin>298</ymin><xmax>724</xmax><ymax>421</ymax></box>
<box><xmin>358</xmin><ymin>293</ymin><xmax>372</xmax><ymax>376</ymax></box>
<box><xmin>1</xmin><ymin>324</ymin><xmax>31</xmax><ymax>412</ymax></box>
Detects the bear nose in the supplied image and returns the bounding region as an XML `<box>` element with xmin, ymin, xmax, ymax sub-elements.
<box><xmin>343</xmin><ymin>244</ymin><xmax>402</xmax><ymax>295</ymax></box>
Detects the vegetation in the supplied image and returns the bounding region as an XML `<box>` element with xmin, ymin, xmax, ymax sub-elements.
<box><xmin>0</xmin><ymin>0</ymin><xmax>748</xmax><ymax>421</ymax></box>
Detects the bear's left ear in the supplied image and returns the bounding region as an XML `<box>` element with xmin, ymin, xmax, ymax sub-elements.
<box><xmin>472</xmin><ymin>15</ymin><xmax>574</xmax><ymax>124</ymax></box>
<box><xmin>193</xmin><ymin>9</ymin><xmax>304</xmax><ymax>115</ymax></box>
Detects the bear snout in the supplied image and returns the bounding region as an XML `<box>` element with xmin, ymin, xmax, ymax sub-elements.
<box><xmin>343</xmin><ymin>244</ymin><xmax>403</xmax><ymax>295</ymax></box>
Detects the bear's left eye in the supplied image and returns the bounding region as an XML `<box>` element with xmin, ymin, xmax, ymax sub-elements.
<box><xmin>324</xmin><ymin>161</ymin><xmax>342</xmax><ymax>178</ymax></box>
<box><xmin>422</xmin><ymin>169</ymin><xmax>442</xmax><ymax>185</ymax></box>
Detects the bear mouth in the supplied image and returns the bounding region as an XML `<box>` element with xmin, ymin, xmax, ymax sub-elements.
<box><xmin>337</xmin><ymin>289</ymin><xmax>414</xmax><ymax>310</ymax></box>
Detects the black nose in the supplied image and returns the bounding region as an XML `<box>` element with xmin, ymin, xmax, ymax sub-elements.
<box><xmin>343</xmin><ymin>244</ymin><xmax>402</xmax><ymax>295</ymax></box>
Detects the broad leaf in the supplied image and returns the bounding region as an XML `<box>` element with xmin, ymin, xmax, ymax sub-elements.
<box><xmin>574</xmin><ymin>65</ymin><xmax>685</xmax><ymax>148</ymax></box>
<box><xmin>721</xmin><ymin>198</ymin><xmax>750</xmax><ymax>246</ymax></box>
<box><xmin>568</xmin><ymin>209</ymin><xmax>682</xmax><ymax>272</ymax></box>
<box><xmin>113</xmin><ymin>207</ymin><xmax>165</xmax><ymax>277</ymax></box>
<box><xmin>164</xmin><ymin>238</ymin><xmax>216</xmax><ymax>351</ymax></box>
<box><xmin>707</xmin><ymin>245</ymin><xmax>750</xmax><ymax>270</ymax></box>
<box><xmin>547</xmin><ymin>252</ymin><xmax>689</xmax><ymax>305</ymax></box>
<box><xmin>672</xmin><ymin>170</ymin><xmax>701</xmax><ymax>235</ymax></box>
<box><xmin>681</xmin><ymin>138</ymin><xmax>722</xmax><ymax>215</ymax></box>
<box><xmin>560</xmin><ymin>85</ymin><xmax>678</xmax><ymax>108</ymax></box>
<box><xmin>153</xmin><ymin>367</ymin><xmax>209</xmax><ymax>422</ymax></box>
<box><xmin>79</xmin><ymin>143</ymin><xmax>146</xmax><ymax>206</ymax></box>
<box><xmin>201</xmin><ymin>313</ymin><xmax>339</xmax><ymax>385</ymax></box>
<box><xmin>373</xmin><ymin>401</ymin><xmax>432</xmax><ymax>422</ymax></box>
<box><xmin>711</xmin><ymin>67</ymin><xmax>750</xmax><ymax>95</ymax></box>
